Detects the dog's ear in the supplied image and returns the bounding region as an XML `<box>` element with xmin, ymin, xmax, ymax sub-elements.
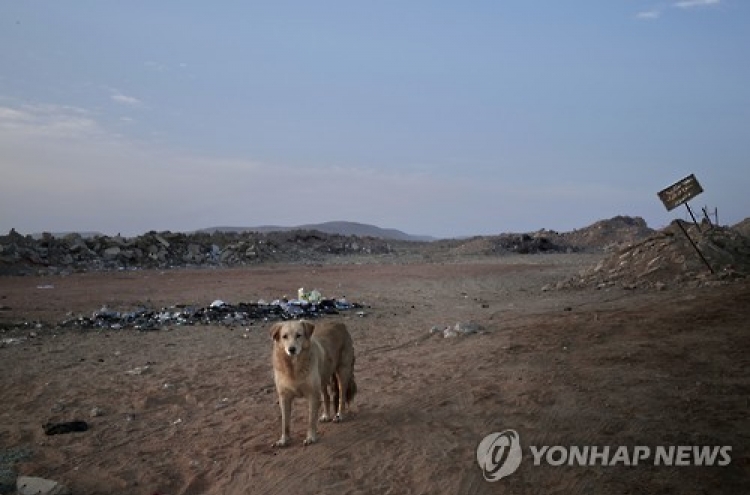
<box><xmin>300</xmin><ymin>320</ymin><xmax>315</xmax><ymax>338</ymax></box>
<box><xmin>269</xmin><ymin>323</ymin><xmax>283</xmax><ymax>341</ymax></box>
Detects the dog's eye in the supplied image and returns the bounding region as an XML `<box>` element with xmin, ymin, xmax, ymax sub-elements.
<box><xmin>295</xmin><ymin>333</ymin><xmax>301</xmax><ymax>338</ymax></box>
<box><xmin>282</xmin><ymin>334</ymin><xmax>288</xmax><ymax>339</ymax></box>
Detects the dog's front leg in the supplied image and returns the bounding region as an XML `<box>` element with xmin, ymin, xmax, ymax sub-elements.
<box><xmin>304</xmin><ymin>394</ymin><xmax>321</xmax><ymax>445</ymax></box>
<box><xmin>273</xmin><ymin>394</ymin><xmax>292</xmax><ymax>447</ymax></box>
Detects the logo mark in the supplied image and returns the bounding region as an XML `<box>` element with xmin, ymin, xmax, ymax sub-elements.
<box><xmin>477</xmin><ymin>429</ymin><xmax>523</xmax><ymax>481</ymax></box>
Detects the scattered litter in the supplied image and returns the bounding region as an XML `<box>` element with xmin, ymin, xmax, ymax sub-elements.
<box><xmin>455</xmin><ymin>321</ymin><xmax>482</xmax><ymax>334</ymax></box>
<box><xmin>125</xmin><ymin>365</ymin><xmax>151</xmax><ymax>376</ymax></box>
<box><xmin>430</xmin><ymin>321</ymin><xmax>483</xmax><ymax>338</ymax></box>
<box><xmin>90</xmin><ymin>407</ymin><xmax>104</xmax><ymax>418</ymax></box>
<box><xmin>17</xmin><ymin>475</ymin><xmax>71</xmax><ymax>495</ymax></box>
<box><xmin>1</xmin><ymin>338</ymin><xmax>25</xmax><ymax>346</ymax></box>
<box><xmin>43</xmin><ymin>421</ymin><xmax>89</xmax><ymax>435</ymax></box>
<box><xmin>0</xmin><ymin>447</ymin><xmax>33</xmax><ymax>495</ymax></box>
<box><xmin>308</xmin><ymin>289</ymin><xmax>323</xmax><ymax>303</ymax></box>
<box><xmin>36</xmin><ymin>285</ymin><xmax>54</xmax><ymax>290</ymax></box>
<box><xmin>442</xmin><ymin>327</ymin><xmax>460</xmax><ymax>338</ymax></box>
<box><xmin>93</xmin><ymin>306</ymin><xmax>119</xmax><ymax>319</ymax></box>
<box><xmin>335</xmin><ymin>297</ymin><xmax>352</xmax><ymax>310</ymax></box>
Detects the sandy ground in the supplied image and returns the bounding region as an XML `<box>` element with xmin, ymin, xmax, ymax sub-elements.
<box><xmin>1</xmin><ymin>254</ymin><xmax>748</xmax><ymax>494</ymax></box>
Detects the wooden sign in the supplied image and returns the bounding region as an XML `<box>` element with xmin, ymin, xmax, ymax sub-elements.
<box><xmin>657</xmin><ymin>174</ymin><xmax>703</xmax><ymax>211</ymax></box>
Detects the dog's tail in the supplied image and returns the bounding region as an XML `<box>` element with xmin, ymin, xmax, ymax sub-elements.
<box><xmin>346</xmin><ymin>375</ymin><xmax>357</xmax><ymax>404</ymax></box>
<box><xmin>331</xmin><ymin>371</ymin><xmax>357</xmax><ymax>406</ymax></box>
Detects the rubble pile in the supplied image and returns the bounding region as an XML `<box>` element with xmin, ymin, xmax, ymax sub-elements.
<box><xmin>0</xmin><ymin>229</ymin><xmax>394</xmax><ymax>275</ymax></box>
<box><xmin>560</xmin><ymin>221</ymin><xmax>750</xmax><ymax>290</ymax></box>
<box><xmin>733</xmin><ymin>217</ymin><xmax>750</xmax><ymax>238</ymax></box>
<box><xmin>558</xmin><ymin>216</ymin><xmax>655</xmax><ymax>251</ymax></box>
<box><xmin>445</xmin><ymin>216</ymin><xmax>654</xmax><ymax>256</ymax></box>
<box><xmin>0</xmin><ymin>216</ymin><xmax>712</xmax><ymax>275</ymax></box>
<box><xmin>448</xmin><ymin>232</ymin><xmax>571</xmax><ymax>256</ymax></box>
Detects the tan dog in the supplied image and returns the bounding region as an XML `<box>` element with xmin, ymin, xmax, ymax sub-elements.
<box><xmin>269</xmin><ymin>320</ymin><xmax>357</xmax><ymax>447</ymax></box>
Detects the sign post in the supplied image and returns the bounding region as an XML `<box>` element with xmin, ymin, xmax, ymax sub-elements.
<box><xmin>657</xmin><ymin>174</ymin><xmax>714</xmax><ymax>274</ymax></box>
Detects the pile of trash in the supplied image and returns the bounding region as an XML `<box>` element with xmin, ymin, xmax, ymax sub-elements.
<box><xmin>56</xmin><ymin>293</ymin><xmax>363</xmax><ymax>331</ymax></box>
<box><xmin>559</xmin><ymin>221</ymin><xmax>750</xmax><ymax>290</ymax></box>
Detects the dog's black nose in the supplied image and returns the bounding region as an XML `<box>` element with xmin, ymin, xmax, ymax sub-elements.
<box><xmin>288</xmin><ymin>346</ymin><xmax>296</xmax><ymax>354</ymax></box>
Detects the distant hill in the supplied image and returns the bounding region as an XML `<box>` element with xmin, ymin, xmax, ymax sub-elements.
<box><xmin>196</xmin><ymin>221</ymin><xmax>436</xmax><ymax>242</ymax></box>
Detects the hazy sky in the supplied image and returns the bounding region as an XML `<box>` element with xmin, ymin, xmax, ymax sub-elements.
<box><xmin>1</xmin><ymin>1</ymin><xmax>748</xmax><ymax>238</ymax></box>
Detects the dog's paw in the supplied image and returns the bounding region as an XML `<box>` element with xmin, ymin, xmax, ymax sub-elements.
<box><xmin>272</xmin><ymin>437</ymin><xmax>291</xmax><ymax>448</ymax></box>
<box><xmin>319</xmin><ymin>414</ymin><xmax>332</xmax><ymax>423</ymax></box>
<box><xmin>303</xmin><ymin>435</ymin><xmax>318</xmax><ymax>446</ymax></box>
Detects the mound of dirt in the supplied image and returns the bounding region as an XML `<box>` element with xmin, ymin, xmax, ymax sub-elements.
<box><xmin>562</xmin><ymin>221</ymin><xmax>750</xmax><ymax>290</ymax></box>
<box><xmin>447</xmin><ymin>233</ymin><xmax>569</xmax><ymax>256</ymax></box>
<box><xmin>732</xmin><ymin>217</ymin><xmax>750</xmax><ymax>238</ymax></box>
<box><xmin>560</xmin><ymin>215</ymin><xmax>655</xmax><ymax>251</ymax></box>
<box><xmin>442</xmin><ymin>216</ymin><xmax>654</xmax><ymax>257</ymax></box>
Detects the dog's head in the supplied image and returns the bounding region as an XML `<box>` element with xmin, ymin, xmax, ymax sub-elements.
<box><xmin>269</xmin><ymin>320</ymin><xmax>315</xmax><ymax>357</ymax></box>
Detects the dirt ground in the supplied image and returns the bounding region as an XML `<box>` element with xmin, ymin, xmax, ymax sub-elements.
<box><xmin>0</xmin><ymin>254</ymin><xmax>748</xmax><ymax>494</ymax></box>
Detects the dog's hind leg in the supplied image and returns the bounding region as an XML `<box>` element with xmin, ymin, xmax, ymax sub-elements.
<box><xmin>320</xmin><ymin>378</ymin><xmax>333</xmax><ymax>422</ymax></box>
<box><xmin>331</xmin><ymin>374</ymin><xmax>341</xmax><ymax>413</ymax></box>
<box><xmin>333</xmin><ymin>371</ymin><xmax>349</xmax><ymax>422</ymax></box>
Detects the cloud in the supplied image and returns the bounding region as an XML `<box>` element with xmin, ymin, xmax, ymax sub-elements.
<box><xmin>110</xmin><ymin>90</ymin><xmax>142</xmax><ymax>106</ymax></box>
<box><xmin>0</xmin><ymin>103</ymin><xmax>104</xmax><ymax>141</ymax></box>
<box><xmin>674</xmin><ymin>0</ymin><xmax>719</xmax><ymax>8</ymax></box>
<box><xmin>635</xmin><ymin>0</ymin><xmax>719</xmax><ymax>21</ymax></box>
<box><xmin>145</xmin><ymin>61</ymin><xmax>168</xmax><ymax>72</ymax></box>
<box><xmin>636</xmin><ymin>10</ymin><xmax>661</xmax><ymax>19</ymax></box>
<box><xmin>145</xmin><ymin>61</ymin><xmax>188</xmax><ymax>72</ymax></box>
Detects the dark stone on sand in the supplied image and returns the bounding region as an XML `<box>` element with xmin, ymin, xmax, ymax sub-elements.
<box><xmin>43</xmin><ymin>420</ymin><xmax>89</xmax><ymax>435</ymax></box>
